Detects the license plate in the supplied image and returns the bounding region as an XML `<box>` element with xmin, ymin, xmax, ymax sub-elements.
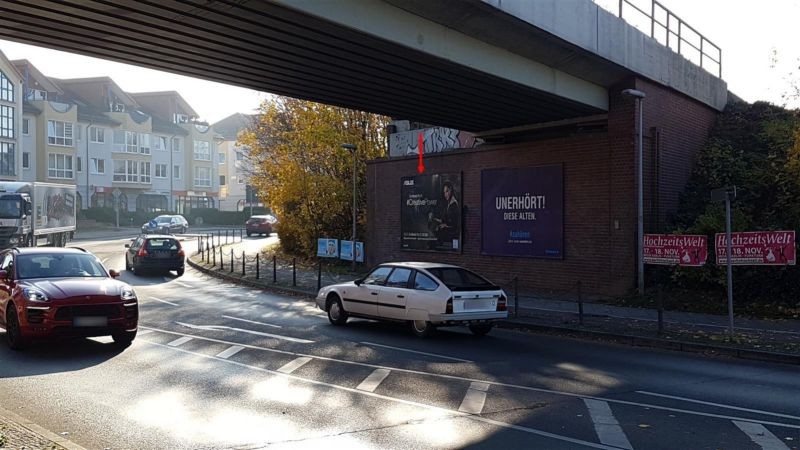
<box><xmin>73</xmin><ymin>316</ymin><xmax>108</xmax><ymax>327</ymax></box>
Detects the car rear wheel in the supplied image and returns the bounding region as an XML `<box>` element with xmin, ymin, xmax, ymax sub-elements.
<box><xmin>327</xmin><ymin>296</ymin><xmax>348</xmax><ymax>325</ymax></box>
<box><xmin>409</xmin><ymin>320</ymin><xmax>436</xmax><ymax>338</ymax></box>
<box><xmin>112</xmin><ymin>330</ymin><xmax>136</xmax><ymax>347</ymax></box>
<box><xmin>176</xmin><ymin>268</ymin><xmax>185</xmax><ymax>276</ymax></box>
<box><xmin>181</xmin><ymin>226</ymin><xmax>187</xmax><ymax>234</ymax></box>
<box><xmin>6</xmin><ymin>306</ymin><xmax>28</xmax><ymax>350</ymax></box>
<box><xmin>246</xmin><ymin>231</ymin><xmax>252</xmax><ymax>237</ymax></box>
<box><xmin>468</xmin><ymin>323</ymin><xmax>494</xmax><ymax>336</ymax></box>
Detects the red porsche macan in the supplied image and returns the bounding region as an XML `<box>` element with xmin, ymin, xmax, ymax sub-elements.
<box><xmin>0</xmin><ymin>247</ymin><xmax>138</xmax><ymax>350</ymax></box>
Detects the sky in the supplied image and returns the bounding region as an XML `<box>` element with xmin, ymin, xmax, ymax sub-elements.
<box><xmin>1</xmin><ymin>0</ymin><xmax>799</xmax><ymax>120</ymax></box>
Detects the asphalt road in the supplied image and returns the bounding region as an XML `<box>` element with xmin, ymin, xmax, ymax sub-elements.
<box><xmin>0</xmin><ymin>235</ymin><xmax>798</xmax><ymax>449</ymax></box>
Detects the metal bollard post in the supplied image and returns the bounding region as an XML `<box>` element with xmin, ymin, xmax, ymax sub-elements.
<box><xmin>217</xmin><ymin>230</ymin><xmax>220</xmax><ymax>247</ymax></box>
<box><xmin>230</xmin><ymin>251</ymin><xmax>234</xmax><ymax>273</ymax></box>
<box><xmin>225</xmin><ymin>229</ymin><xmax>229</xmax><ymax>245</ymax></box>
<box><xmin>198</xmin><ymin>236</ymin><xmax>202</xmax><ymax>256</ymax></box>
<box><xmin>513</xmin><ymin>276</ymin><xmax>519</xmax><ymax>318</ymax></box>
<box><xmin>220</xmin><ymin>248</ymin><xmax>224</xmax><ymax>270</ymax></box>
<box><xmin>242</xmin><ymin>251</ymin><xmax>246</xmax><ymax>276</ymax></box>
<box><xmin>657</xmin><ymin>286</ymin><xmax>664</xmax><ymax>335</ymax></box>
<box><xmin>317</xmin><ymin>259</ymin><xmax>322</xmax><ymax>291</ymax></box>
<box><xmin>240</xmin><ymin>229</ymin><xmax>243</xmax><ymax>242</ymax></box>
<box><xmin>212</xmin><ymin>246</ymin><xmax>216</xmax><ymax>266</ymax></box>
<box><xmin>577</xmin><ymin>281</ymin><xmax>584</xmax><ymax>326</ymax></box>
<box><xmin>292</xmin><ymin>258</ymin><xmax>297</xmax><ymax>286</ymax></box>
<box><xmin>256</xmin><ymin>253</ymin><xmax>260</xmax><ymax>279</ymax></box>
<box><xmin>273</xmin><ymin>255</ymin><xmax>277</xmax><ymax>283</ymax></box>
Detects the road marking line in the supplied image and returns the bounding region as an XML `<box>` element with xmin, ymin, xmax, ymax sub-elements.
<box><xmin>174</xmin><ymin>281</ymin><xmax>192</xmax><ymax>288</ymax></box>
<box><xmin>176</xmin><ymin>321</ymin><xmax>312</xmax><ymax>343</ymax></box>
<box><xmin>360</xmin><ymin>341</ymin><xmax>473</xmax><ymax>363</ymax></box>
<box><xmin>277</xmin><ymin>357</ymin><xmax>313</xmax><ymax>374</ymax></box>
<box><xmin>140</xmin><ymin>339</ymin><xmax>621</xmax><ymax>450</ymax></box>
<box><xmin>216</xmin><ymin>345</ymin><xmax>245</xmax><ymax>359</ymax></box>
<box><xmin>357</xmin><ymin>369</ymin><xmax>391</xmax><ymax>392</ymax></box>
<box><xmin>148</xmin><ymin>297</ymin><xmax>179</xmax><ymax>306</ymax></box>
<box><xmin>137</xmin><ymin>325</ymin><xmax>800</xmax><ymax>430</ymax></box>
<box><xmin>137</xmin><ymin>330</ymin><xmax>153</xmax><ymax>336</ymax></box>
<box><xmin>733</xmin><ymin>421</ymin><xmax>790</xmax><ymax>450</ymax></box>
<box><xmin>167</xmin><ymin>336</ymin><xmax>193</xmax><ymax>347</ymax></box>
<box><xmin>583</xmin><ymin>399</ymin><xmax>633</xmax><ymax>450</ymax></box>
<box><xmin>637</xmin><ymin>391</ymin><xmax>800</xmax><ymax>421</ymax></box>
<box><xmin>222</xmin><ymin>314</ymin><xmax>282</xmax><ymax>329</ymax></box>
<box><xmin>459</xmin><ymin>382</ymin><xmax>490</xmax><ymax>414</ymax></box>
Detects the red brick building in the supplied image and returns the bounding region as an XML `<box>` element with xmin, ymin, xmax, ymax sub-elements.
<box><xmin>366</xmin><ymin>78</ymin><xmax>720</xmax><ymax>296</ymax></box>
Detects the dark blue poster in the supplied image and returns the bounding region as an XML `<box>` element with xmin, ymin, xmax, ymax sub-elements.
<box><xmin>401</xmin><ymin>173</ymin><xmax>462</xmax><ymax>253</ymax></box>
<box><xmin>481</xmin><ymin>165</ymin><xmax>563</xmax><ymax>258</ymax></box>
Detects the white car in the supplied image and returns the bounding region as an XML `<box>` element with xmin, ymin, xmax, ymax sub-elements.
<box><xmin>316</xmin><ymin>262</ymin><xmax>508</xmax><ymax>337</ymax></box>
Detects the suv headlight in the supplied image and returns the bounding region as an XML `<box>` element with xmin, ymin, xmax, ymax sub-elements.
<box><xmin>121</xmin><ymin>287</ymin><xmax>137</xmax><ymax>301</ymax></box>
<box><xmin>23</xmin><ymin>287</ymin><xmax>49</xmax><ymax>302</ymax></box>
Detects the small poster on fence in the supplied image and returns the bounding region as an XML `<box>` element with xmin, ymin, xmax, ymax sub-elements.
<box><xmin>715</xmin><ymin>231</ymin><xmax>796</xmax><ymax>265</ymax></box>
<box><xmin>340</xmin><ymin>241</ymin><xmax>365</xmax><ymax>263</ymax></box>
<box><xmin>643</xmin><ymin>234</ymin><xmax>708</xmax><ymax>266</ymax></box>
<box><xmin>317</xmin><ymin>238</ymin><xmax>339</xmax><ymax>258</ymax></box>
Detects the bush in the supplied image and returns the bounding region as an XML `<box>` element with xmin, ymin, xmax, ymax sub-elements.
<box><xmin>187</xmin><ymin>207</ymin><xmax>271</xmax><ymax>226</ymax></box>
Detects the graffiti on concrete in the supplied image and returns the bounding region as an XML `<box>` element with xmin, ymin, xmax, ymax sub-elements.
<box><xmin>389</xmin><ymin>127</ymin><xmax>478</xmax><ymax>157</ymax></box>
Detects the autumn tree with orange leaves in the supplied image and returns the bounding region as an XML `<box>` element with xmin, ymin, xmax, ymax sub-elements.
<box><xmin>238</xmin><ymin>96</ymin><xmax>389</xmax><ymax>256</ymax></box>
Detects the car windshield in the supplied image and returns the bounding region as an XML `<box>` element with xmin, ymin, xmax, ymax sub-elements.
<box><xmin>425</xmin><ymin>267</ymin><xmax>497</xmax><ymax>291</ymax></box>
<box><xmin>0</xmin><ymin>198</ymin><xmax>21</xmax><ymax>219</ymax></box>
<box><xmin>154</xmin><ymin>216</ymin><xmax>172</xmax><ymax>224</ymax></box>
<box><xmin>145</xmin><ymin>238</ymin><xmax>180</xmax><ymax>251</ymax></box>
<box><xmin>16</xmin><ymin>253</ymin><xmax>108</xmax><ymax>279</ymax></box>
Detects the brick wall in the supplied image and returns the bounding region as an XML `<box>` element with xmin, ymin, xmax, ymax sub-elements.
<box><xmin>367</xmin><ymin>77</ymin><xmax>719</xmax><ymax>297</ymax></box>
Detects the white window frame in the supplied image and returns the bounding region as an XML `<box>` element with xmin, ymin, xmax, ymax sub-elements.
<box><xmin>194</xmin><ymin>166</ymin><xmax>211</xmax><ymax>187</ymax></box>
<box><xmin>139</xmin><ymin>161</ymin><xmax>151</xmax><ymax>183</ymax></box>
<box><xmin>22</xmin><ymin>118</ymin><xmax>29</xmax><ymax>136</ymax></box>
<box><xmin>237</xmin><ymin>176</ymin><xmax>245</xmax><ymax>185</ymax></box>
<box><xmin>47</xmin><ymin>120</ymin><xmax>73</xmax><ymax>147</ymax></box>
<box><xmin>218</xmin><ymin>152</ymin><xmax>225</xmax><ymax>164</ymax></box>
<box><xmin>153</xmin><ymin>135</ymin><xmax>168</xmax><ymax>151</ymax></box>
<box><xmin>22</xmin><ymin>152</ymin><xmax>29</xmax><ymax>170</ymax></box>
<box><xmin>1</xmin><ymin>105</ymin><xmax>15</xmax><ymax>139</ymax></box>
<box><xmin>138</xmin><ymin>133</ymin><xmax>151</xmax><ymax>154</ymax></box>
<box><xmin>90</xmin><ymin>158</ymin><xmax>105</xmax><ymax>174</ymax></box>
<box><xmin>89</xmin><ymin>126</ymin><xmax>105</xmax><ymax>143</ymax></box>
<box><xmin>47</xmin><ymin>153</ymin><xmax>74</xmax><ymax>179</ymax></box>
<box><xmin>126</xmin><ymin>131</ymin><xmax>138</xmax><ymax>153</ymax></box>
<box><xmin>155</xmin><ymin>163</ymin><xmax>167</xmax><ymax>178</ymax></box>
<box><xmin>173</xmin><ymin>164</ymin><xmax>181</xmax><ymax>179</ymax></box>
<box><xmin>193</xmin><ymin>140</ymin><xmax>210</xmax><ymax>161</ymax></box>
<box><xmin>172</xmin><ymin>137</ymin><xmax>182</xmax><ymax>152</ymax></box>
<box><xmin>113</xmin><ymin>160</ymin><xmax>138</xmax><ymax>183</ymax></box>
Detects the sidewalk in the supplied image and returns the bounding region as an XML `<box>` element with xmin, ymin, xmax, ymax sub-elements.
<box><xmin>0</xmin><ymin>405</ymin><xmax>84</xmax><ymax>450</ymax></box>
<box><xmin>188</xmin><ymin>240</ymin><xmax>800</xmax><ymax>364</ymax></box>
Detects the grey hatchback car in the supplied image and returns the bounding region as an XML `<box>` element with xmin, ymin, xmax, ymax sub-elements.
<box><xmin>141</xmin><ymin>215</ymin><xmax>188</xmax><ymax>235</ymax></box>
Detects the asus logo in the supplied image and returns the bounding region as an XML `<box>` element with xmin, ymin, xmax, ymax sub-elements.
<box><xmin>403</xmin><ymin>180</ymin><xmax>414</xmax><ymax>186</ymax></box>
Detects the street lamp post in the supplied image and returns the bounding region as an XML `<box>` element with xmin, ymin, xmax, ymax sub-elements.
<box><xmin>342</xmin><ymin>143</ymin><xmax>357</xmax><ymax>271</ymax></box>
<box><xmin>622</xmin><ymin>88</ymin><xmax>646</xmax><ymax>295</ymax></box>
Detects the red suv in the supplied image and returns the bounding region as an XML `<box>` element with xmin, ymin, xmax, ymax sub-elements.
<box><xmin>0</xmin><ymin>247</ymin><xmax>138</xmax><ymax>350</ymax></box>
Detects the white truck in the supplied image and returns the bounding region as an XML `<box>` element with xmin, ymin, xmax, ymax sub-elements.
<box><xmin>0</xmin><ymin>182</ymin><xmax>76</xmax><ymax>248</ymax></box>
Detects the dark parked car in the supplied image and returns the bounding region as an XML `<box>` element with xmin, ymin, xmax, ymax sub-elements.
<box><xmin>245</xmin><ymin>214</ymin><xmax>278</xmax><ymax>237</ymax></box>
<box><xmin>141</xmin><ymin>215</ymin><xmax>188</xmax><ymax>235</ymax></box>
<box><xmin>125</xmin><ymin>235</ymin><xmax>185</xmax><ymax>276</ymax></box>
<box><xmin>0</xmin><ymin>247</ymin><xmax>138</xmax><ymax>350</ymax></box>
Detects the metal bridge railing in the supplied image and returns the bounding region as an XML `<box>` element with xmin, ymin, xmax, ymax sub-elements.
<box><xmin>615</xmin><ymin>0</ymin><xmax>722</xmax><ymax>77</ymax></box>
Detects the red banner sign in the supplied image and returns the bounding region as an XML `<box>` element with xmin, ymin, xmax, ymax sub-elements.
<box><xmin>715</xmin><ymin>231</ymin><xmax>796</xmax><ymax>265</ymax></box>
<box><xmin>643</xmin><ymin>234</ymin><xmax>708</xmax><ymax>266</ymax></box>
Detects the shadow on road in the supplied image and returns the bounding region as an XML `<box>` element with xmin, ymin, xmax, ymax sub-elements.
<box><xmin>0</xmin><ymin>334</ymin><xmax>127</xmax><ymax>378</ymax></box>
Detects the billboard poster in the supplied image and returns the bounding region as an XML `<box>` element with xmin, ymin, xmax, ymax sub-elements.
<box><xmin>401</xmin><ymin>173</ymin><xmax>462</xmax><ymax>252</ymax></box>
<box><xmin>481</xmin><ymin>165</ymin><xmax>563</xmax><ymax>258</ymax></box>
<box><xmin>715</xmin><ymin>231</ymin><xmax>796</xmax><ymax>265</ymax></box>
<box><xmin>316</xmin><ymin>238</ymin><xmax>339</xmax><ymax>258</ymax></box>
<box><xmin>643</xmin><ymin>234</ymin><xmax>708</xmax><ymax>266</ymax></box>
<box><xmin>340</xmin><ymin>241</ymin><xmax>365</xmax><ymax>263</ymax></box>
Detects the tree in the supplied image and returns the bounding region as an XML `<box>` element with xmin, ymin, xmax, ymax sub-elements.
<box><xmin>238</xmin><ymin>96</ymin><xmax>389</xmax><ymax>256</ymax></box>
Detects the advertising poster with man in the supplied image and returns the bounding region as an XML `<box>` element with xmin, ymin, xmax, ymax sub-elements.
<box><xmin>481</xmin><ymin>165</ymin><xmax>563</xmax><ymax>258</ymax></box>
<box><xmin>401</xmin><ymin>173</ymin><xmax>462</xmax><ymax>252</ymax></box>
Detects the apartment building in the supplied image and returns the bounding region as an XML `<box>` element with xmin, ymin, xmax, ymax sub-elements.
<box><xmin>10</xmin><ymin>58</ymin><xmax>221</xmax><ymax>215</ymax></box>
<box><xmin>212</xmin><ymin>113</ymin><xmax>254</xmax><ymax>211</ymax></box>
<box><xmin>0</xmin><ymin>50</ymin><xmax>23</xmax><ymax>181</ymax></box>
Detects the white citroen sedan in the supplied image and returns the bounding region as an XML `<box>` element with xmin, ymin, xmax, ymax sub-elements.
<box><xmin>316</xmin><ymin>262</ymin><xmax>508</xmax><ymax>337</ymax></box>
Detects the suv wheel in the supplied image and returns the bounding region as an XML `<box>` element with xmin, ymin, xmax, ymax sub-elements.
<box><xmin>112</xmin><ymin>330</ymin><xmax>136</xmax><ymax>348</ymax></box>
<box><xmin>6</xmin><ymin>306</ymin><xmax>28</xmax><ymax>350</ymax></box>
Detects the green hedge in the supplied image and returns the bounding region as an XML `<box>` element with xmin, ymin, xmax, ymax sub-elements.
<box><xmin>187</xmin><ymin>207</ymin><xmax>272</xmax><ymax>225</ymax></box>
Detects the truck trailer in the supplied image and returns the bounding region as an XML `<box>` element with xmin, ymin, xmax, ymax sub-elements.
<box><xmin>0</xmin><ymin>182</ymin><xmax>76</xmax><ymax>248</ymax></box>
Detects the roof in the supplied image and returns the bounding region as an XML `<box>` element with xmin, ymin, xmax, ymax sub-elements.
<box><xmin>56</xmin><ymin>76</ymin><xmax>138</xmax><ymax>106</ymax></box>
<box><xmin>150</xmin><ymin>115</ymin><xmax>188</xmax><ymax>136</ymax></box>
<box><xmin>129</xmin><ymin>91</ymin><xmax>198</xmax><ymax>118</ymax></box>
<box><xmin>10</xmin><ymin>59</ymin><xmax>62</xmax><ymax>94</ymax></box>
<box><xmin>0</xmin><ymin>52</ymin><xmax>25</xmax><ymax>83</ymax></box>
<box><xmin>212</xmin><ymin>113</ymin><xmax>255</xmax><ymax>140</ymax></box>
